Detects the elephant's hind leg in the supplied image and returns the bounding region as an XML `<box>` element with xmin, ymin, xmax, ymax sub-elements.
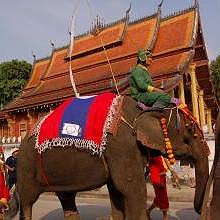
<box><xmin>56</xmin><ymin>192</ymin><xmax>80</xmax><ymax>220</ymax></box>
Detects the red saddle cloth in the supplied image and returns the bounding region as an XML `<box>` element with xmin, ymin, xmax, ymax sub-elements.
<box><xmin>36</xmin><ymin>93</ymin><xmax>123</xmax><ymax>155</ymax></box>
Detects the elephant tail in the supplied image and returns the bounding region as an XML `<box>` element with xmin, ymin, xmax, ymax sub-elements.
<box><xmin>4</xmin><ymin>185</ymin><xmax>19</xmax><ymax>220</ymax></box>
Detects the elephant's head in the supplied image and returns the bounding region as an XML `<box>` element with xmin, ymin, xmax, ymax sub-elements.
<box><xmin>130</xmin><ymin>101</ymin><xmax>209</xmax><ymax>214</ymax></box>
<box><xmin>175</xmin><ymin>118</ymin><xmax>209</xmax><ymax>214</ymax></box>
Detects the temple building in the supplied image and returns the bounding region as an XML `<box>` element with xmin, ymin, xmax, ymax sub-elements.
<box><xmin>0</xmin><ymin>2</ymin><xmax>217</xmax><ymax>158</ymax></box>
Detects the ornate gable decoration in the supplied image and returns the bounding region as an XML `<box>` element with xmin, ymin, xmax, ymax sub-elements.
<box><xmin>90</xmin><ymin>15</ymin><xmax>105</xmax><ymax>36</ymax></box>
<box><xmin>66</xmin><ymin>10</ymin><xmax>130</xmax><ymax>61</ymax></box>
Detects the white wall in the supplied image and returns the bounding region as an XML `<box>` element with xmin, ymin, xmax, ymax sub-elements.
<box><xmin>2</xmin><ymin>144</ymin><xmax>20</xmax><ymax>160</ymax></box>
<box><xmin>207</xmin><ymin>137</ymin><xmax>215</xmax><ymax>172</ymax></box>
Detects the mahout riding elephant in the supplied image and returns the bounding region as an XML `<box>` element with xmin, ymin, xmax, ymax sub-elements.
<box><xmin>6</xmin><ymin>96</ymin><xmax>209</xmax><ymax>220</ymax></box>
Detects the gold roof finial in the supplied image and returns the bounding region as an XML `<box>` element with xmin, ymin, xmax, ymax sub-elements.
<box><xmin>193</xmin><ymin>0</ymin><xmax>199</xmax><ymax>8</ymax></box>
<box><xmin>90</xmin><ymin>14</ymin><xmax>105</xmax><ymax>36</ymax></box>
<box><xmin>50</xmin><ymin>40</ymin><xmax>55</xmax><ymax>51</ymax></box>
<box><xmin>32</xmin><ymin>51</ymin><xmax>36</xmax><ymax>62</ymax></box>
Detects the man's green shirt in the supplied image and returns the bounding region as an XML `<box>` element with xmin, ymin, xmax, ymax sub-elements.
<box><xmin>129</xmin><ymin>64</ymin><xmax>171</xmax><ymax>106</ymax></box>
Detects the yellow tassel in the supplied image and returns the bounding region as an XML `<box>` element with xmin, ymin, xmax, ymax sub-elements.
<box><xmin>0</xmin><ymin>198</ymin><xmax>9</xmax><ymax>209</ymax></box>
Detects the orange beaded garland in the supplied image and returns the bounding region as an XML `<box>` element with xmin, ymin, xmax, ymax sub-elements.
<box><xmin>160</xmin><ymin>117</ymin><xmax>175</xmax><ymax>165</ymax></box>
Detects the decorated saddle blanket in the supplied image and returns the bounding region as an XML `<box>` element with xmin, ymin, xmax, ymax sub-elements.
<box><xmin>35</xmin><ymin>93</ymin><xmax>123</xmax><ymax>155</ymax></box>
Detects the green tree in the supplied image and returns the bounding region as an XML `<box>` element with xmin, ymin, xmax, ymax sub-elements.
<box><xmin>0</xmin><ymin>59</ymin><xmax>32</xmax><ymax>108</ymax></box>
<box><xmin>211</xmin><ymin>55</ymin><xmax>220</xmax><ymax>107</ymax></box>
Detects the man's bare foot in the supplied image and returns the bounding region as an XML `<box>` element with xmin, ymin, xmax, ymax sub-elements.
<box><xmin>64</xmin><ymin>210</ymin><xmax>79</xmax><ymax>217</ymax></box>
<box><xmin>147</xmin><ymin>203</ymin><xmax>156</xmax><ymax>214</ymax></box>
<box><xmin>162</xmin><ymin>210</ymin><xmax>169</xmax><ymax>220</ymax></box>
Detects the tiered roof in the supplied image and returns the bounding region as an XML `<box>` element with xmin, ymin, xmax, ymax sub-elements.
<box><xmin>3</xmin><ymin>3</ymin><xmax>215</xmax><ymax>115</ymax></box>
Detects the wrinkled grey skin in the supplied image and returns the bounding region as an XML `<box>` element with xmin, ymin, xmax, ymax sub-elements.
<box><xmin>6</xmin><ymin>97</ymin><xmax>209</xmax><ymax>220</ymax></box>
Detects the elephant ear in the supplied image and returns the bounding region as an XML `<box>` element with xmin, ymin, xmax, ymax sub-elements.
<box><xmin>136</xmin><ymin>114</ymin><xmax>165</xmax><ymax>152</ymax></box>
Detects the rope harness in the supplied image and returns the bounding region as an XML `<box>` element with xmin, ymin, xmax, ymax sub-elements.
<box><xmin>121</xmin><ymin>106</ymin><xmax>178</xmax><ymax>163</ymax></box>
<box><xmin>120</xmin><ymin>103</ymin><xmax>208</xmax><ymax>186</ymax></box>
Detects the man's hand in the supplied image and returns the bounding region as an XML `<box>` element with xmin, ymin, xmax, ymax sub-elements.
<box><xmin>0</xmin><ymin>159</ymin><xmax>4</xmax><ymax>166</ymax></box>
<box><xmin>0</xmin><ymin>198</ymin><xmax>9</xmax><ymax>209</ymax></box>
<box><xmin>5</xmin><ymin>164</ymin><xmax>15</xmax><ymax>172</ymax></box>
<box><xmin>153</xmin><ymin>87</ymin><xmax>164</xmax><ymax>93</ymax></box>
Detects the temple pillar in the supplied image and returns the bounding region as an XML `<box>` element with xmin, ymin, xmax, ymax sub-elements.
<box><xmin>189</xmin><ymin>64</ymin><xmax>200</xmax><ymax>121</ymax></box>
<box><xmin>198</xmin><ymin>90</ymin><xmax>206</xmax><ymax>127</ymax></box>
<box><xmin>207</xmin><ymin>109</ymin><xmax>213</xmax><ymax>135</ymax></box>
<box><xmin>27</xmin><ymin>111</ymin><xmax>35</xmax><ymax>133</ymax></box>
<box><xmin>178</xmin><ymin>79</ymin><xmax>185</xmax><ymax>104</ymax></box>
<box><xmin>7</xmin><ymin>116</ymin><xmax>16</xmax><ymax>137</ymax></box>
<box><xmin>19</xmin><ymin>119</ymin><xmax>27</xmax><ymax>140</ymax></box>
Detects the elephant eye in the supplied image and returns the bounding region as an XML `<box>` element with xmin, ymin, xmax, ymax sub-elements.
<box><xmin>183</xmin><ymin>136</ymin><xmax>190</xmax><ymax>144</ymax></box>
<box><xmin>183</xmin><ymin>128</ymin><xmax>193</xmax><ymax>144</ymax></box>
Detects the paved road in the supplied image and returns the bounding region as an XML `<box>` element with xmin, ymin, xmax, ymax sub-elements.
<box><xmin>13</xmin><ymin>195</ymin><xmax>199</xmax><ymax>220</ymax></box>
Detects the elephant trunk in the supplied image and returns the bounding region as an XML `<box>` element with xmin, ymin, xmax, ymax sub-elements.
<box><xmin>194</xmin><ymin>156</ymin><xmax>209</xmax><ymax>214</ymax></box>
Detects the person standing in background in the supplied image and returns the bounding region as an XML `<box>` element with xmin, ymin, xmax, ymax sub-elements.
<box><xmin>0</xmin><ymin>147</ymin><xmax>10</xmax><ymax>210</ymax></box>
<box><xmin>5</xmin><ymin>148</ymin><xmax>19</xmax><ymax>189</ymax></box>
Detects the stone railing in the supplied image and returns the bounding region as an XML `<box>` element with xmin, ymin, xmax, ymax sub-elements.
<box><xmin>0</xmin><ymin>136</ymin><xmax>22</xmax><ymax>145</ymax></box>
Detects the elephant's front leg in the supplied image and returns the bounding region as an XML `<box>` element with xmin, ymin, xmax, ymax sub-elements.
<box><xmin>107</xmin><ymin>181</ymin><xmax>124</xmax><ymax>220</ymax></box>
<box><xmin>108</xmin><ymin>157</ymin><xmax>148</xmax><ymax>220</ymax></box>
<box><xmin>123</xmin><ymin>178</ymin><xmax>148</xmax><ymax>220</ymax></box>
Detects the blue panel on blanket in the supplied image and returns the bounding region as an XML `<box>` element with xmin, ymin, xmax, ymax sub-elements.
<box><xmin>59</xmin><ymin>96</ymin><xmax>96</xmax><ymax>138</ymax></box>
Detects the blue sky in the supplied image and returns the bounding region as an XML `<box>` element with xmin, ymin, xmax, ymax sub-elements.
<box><xmin>0</xmin><ymin>0</ymin><xmax>219</xmax><ymax>63</ymax></box>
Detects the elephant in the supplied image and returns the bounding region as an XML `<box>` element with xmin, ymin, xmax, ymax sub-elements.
<box><xmin>6</xmin><ymin>96</ymin><xmax>209</xmax><ymax>220</ymax></box>
<box><xmin>210</xmin><ymin>112</ymin><xmax>220</xmax><ymax>219</ymax></box>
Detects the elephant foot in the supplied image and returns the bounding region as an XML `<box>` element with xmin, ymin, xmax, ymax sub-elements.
<box><xmin>64</xmin><ymin>211</ymin><xmax>80</xmax><ymax>220</ymax></box>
